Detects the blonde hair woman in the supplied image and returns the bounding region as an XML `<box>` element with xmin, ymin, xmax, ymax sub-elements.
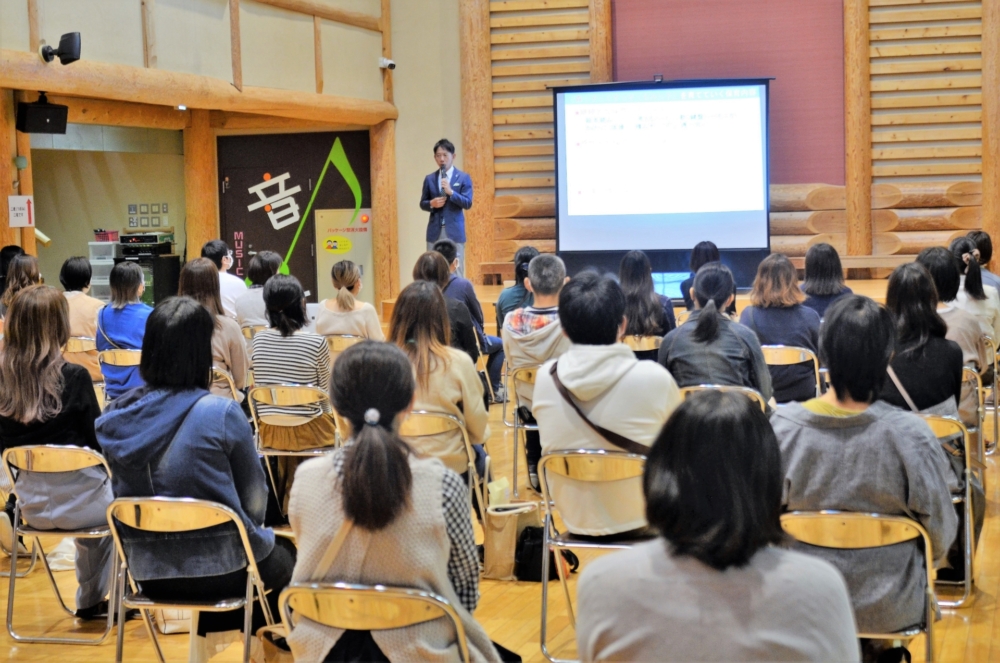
<box><xmin>390</xmin><ymin>281</ymin><xmax>489</xmax><ymax>479</ymax></box>
<box><xmin>314</xmin><ymin>260</ymin><xmax>384</xmax><ymax>343</ymax></box>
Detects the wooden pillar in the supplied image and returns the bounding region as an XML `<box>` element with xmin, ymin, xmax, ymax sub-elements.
<box><xmin>844</xmin><ymin>0</ymin><xmax>872</xmax><ymax>258</ymax></box>
<box><xmin>0</xmin><ymin>89</ymin><xmax>19</xmax><ymax>248</ymax></box>
<box><xmin>589</xmin><ymin>0</ymin><xmax>613</xmax><ymax>83</ymax></box>
<box><xmin>380</xmin><ymin>0</ymin><xmax>393</xmax><ymax>103</ymax></box>
<box><xmin>371</xmin><ymin>119</ymin><xmax>399</xmax><ymax>314</ymax></box>
<box><xmin>229</xmin><ymin>0</ymin><xmax>243</xmax><ymax>91</ymax></box>
<box><xmin>983</xmin><ymin>0</ymin><xmax>1000</xmax><ymax>269</ymax></box>
<box><xmin>15</xmin><ymin>127</ymin><xmax>35</xmax><ymax>256</ymax></box>
<box><xmin>459</xmin><ymin>0</ymin><xmax>494</xmax><ymax>285</ymax></box>
<box><xmin>183</xmin><ymin>109</ymin><xmax>219</xmax><ymax>261</ymax></box>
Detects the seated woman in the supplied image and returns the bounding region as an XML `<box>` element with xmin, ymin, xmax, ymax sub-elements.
<box><xmin>619</xmin><ymin>250</ymin><xmax>676</xmax><ymax>360</ymax></box>
<box><xmin>235</xmin><ymin>250</ymin><xmax>282</xmax><ymax>330</ymax></box>
<box><xmin>771</xmin><ymin>296</ymin><xmax>958</xmax><ymax>660</ymax></box>
<box><xmin>576</xmin><ymin>391</ymin><xmax>858</xmax><ymax>662</ymax></box>
<box><xmin>60</xmin><ymin>256</ymin><xmax>106</xmax><ymax>382</ymax></box>
<box><xmin>412</xmin><ymin>252</ymin><xmax>480</xmax><ymax>364</ymax></box>
<box><xmin>659</xmin><ymin>262</ymin><xmax>772</xmax><ymax>403</ymax></box>
<box><xmin>97</xmin><ymin>297</ymin><xmax>294</xmax><ymax>644</ymax></box>
<box><xmin>314</xmin><ymin>260</ymin><xmax>384</xmax><ymax>351</ymax></box>
<box><xmin>179</xmin><ymin>258</ymin><xmax>249</xmax><ymax>401</ymax></box>
<box><xmin>96</xmin><ymin>261</ymin><xmax>152</xmax><ymax>399</ymax></box>
<box><xmin>287</xmin><ymin>341</ymin><xmax>501</xmax><ymax>662</ymax></box>
<box><xmin>0</xmin><ymin>285</ymin><xmax>114</xmax><ymax>620</ymax></box>
<box><xmin>679</xmin><ymin>241</ymin><xmax>735</xmax><ymax>314</ymax></box>
<box><xmin>0</xmin><ymin>245</ymin><xmax>25</xmax><ymax>305</ymax></box>
<box><xmin>0</xmin><ymin>253</ymin><xmax>40</xmax><ymax>319</ymax></box>
<box><xmin>950</xmin><ymin>236</ymin><xmax>1000</xmax><ymax>340</ymax></box>
<box><xmin>390</xmin><ymin>281</ymin><xmax>489</xmax><ymax>480</ymax></box>
<box><xmin>251</xmin><ymin>275</ymin><xmax>336</xmax><ymax>509</ymax></box>
<box><xmin>495</xmin><ymin>245</ymin><xmax>539</xmax><ymax>329</ymax></box>
<box><xmin>801</xmin><ymin>243</ymin><xmax>853</xmax><ymax>319</ymax></box>
<box><xmin>739</xmin><ymin>254</ymin><xmax>820</xmax><ymax>403</ymax></box>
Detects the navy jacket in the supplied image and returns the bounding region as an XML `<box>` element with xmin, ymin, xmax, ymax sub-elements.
<box><xmin>96</xmin><ymin>387</ymin><xmax>274</xmax><ymax>581</ymax></box>
<box><xmin>739</xmin><ymin>305</ymin><xmax>821</xmax><ymax>403</ymax></box>
<box><xmin>420</xmin><ymin>168</ymin><xmax>473</xmax><ymax>243</ymax></box>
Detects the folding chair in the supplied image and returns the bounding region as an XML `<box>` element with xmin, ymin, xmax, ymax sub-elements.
<box><xmin>538</xmin><ymin>450</ymin><xmax>652</xmax><ymax>663</ymax></box>
<box><xmin>98</xmin><ymin>349</ymin><xmax>142</xmax><ymax>405</ymax></box>
<box><xmin>920</xmin><ymin>414</ymin><xmax>978</xmax><ymax>608</ymax></box>
<box><xmin>248</xmin><ymin>384</ymin><xmax>338</xmax><ymax>518</ymax></box>
<box><xmin>241</xmin><ymin>325</ymin><xmax>268</xmax><ymax>341</ymax></box>
<box><xmin>961</xmin><ymin>367</ymin><xmax>987</xmax><ymax>488</ymax></box>
<box><xmin>0</xmin><ymin>467</ymin><xmax>38</xmax><ymax>579</ymax></box>
<box><xmin>107</xmin><ymin>497</ymin><xmax>274</xmax><ymax>663</ymax></box>
<box><xmin>501</xmin><ymin>360</ymin><xmax>517</xmax><ymax>428</ymax></box>
<box><xmin>2</xmin><ymin>445</ymin><xmax>117</xmax><ymax>644</ymax></box>
<box><xmin>679</xmin><ymin>384</ymin><xmax>767</xmax><ymax>412</ymax></box>
<box><xmin>64</xmin><ymin>336</ymin><xmax>97</xmax><ymax>354</ymax></box>
<box><xmin>400</xmin><ymin>411</ymin><xmax>489</xmax><ymax>520</ymax></box>
<box><xmin>761</xmin><ymin>345</ymin><xmax>821</xmax><ymax>398</ymax></box>
<box><xmin>212</xmin><ymin>367</ymin><xmax>242</xmax><ymax>401</ymax></box>
<box><xmin>621</xmin><ymin>335</ymin><xmax>663</xmax><ymax>353</ymax></box>
<box><xmin>676</xmin><ymin>310</ymin><xmax>691</xmax><ymax>325</ymax></box>
<box><xmin>981</xmin><ymin>334</ymin><xmax>997</xmax><ymax>455</ymax></box>
<box><xmin>279</xmin><ymin>582</ymin><xmax>470</xmax><ymax>663</ymax></box>
<box><xmin>508</xmin><ymin>365</ymin><xmax>541</xmax><ymax>498</ymax></box>
<box><xmin>781</xmin><ymin>511</ymin><xmax>935</xmax><ymax>663</ymax></box>
<box><xmin>324</xmin><ymin>334</ymin><xmax>365</xmax><ymax>366</ymax></box>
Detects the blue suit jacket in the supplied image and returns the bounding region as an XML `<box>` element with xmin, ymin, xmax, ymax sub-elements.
<box><xmin>420</xmin><ymin>168</ymin><xmax>473</xmax><ymax>243</ymax></box>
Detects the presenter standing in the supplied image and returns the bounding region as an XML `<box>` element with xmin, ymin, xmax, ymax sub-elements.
<box><xmin>421</xmin><ymin>139</ymin><xmax>473</xmax><ymax>278</ymax></box>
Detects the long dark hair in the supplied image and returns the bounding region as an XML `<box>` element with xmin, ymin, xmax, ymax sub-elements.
<box><xmin>950</xmin><ymin>236</ymin><xmax>987</xmax><ymax>301</ymax></box>
<box><xmin>389</xmin><ymin>281</ymin><xmax>451</xmax><ymax>391</ymax></box>
<box><xmin>886</xmin><ymin>263</ymin><xmax>947</xmax><ymax>357</ymax></box>
<box><xmin>689</xmin><ymin>241</ymin><xmax>720</xmax><ymax>274</ymax></box>
<box><xmin>141</xmin><ymin>297</ymin><xmax>214</xmax><ymax>390</ymax></box>
<box><xmin>619</xmin><ymin>250</ymin><xmax>666</xmax><ymax>336</ymax></box>
<box><xmin>2</xmin><ymin>255</ymin><xmax>41</xmax><ymax>309</ymax></box>
<box><xmin>691</xmin><ymin>262</ymin><xmax>735</xmax><ymax>344</ymax></box>
<box><xmin>802</xmin><ymin>243</ymin><xmax>846</xmax><ymax>297</ymax></box>
<box><xmin>331</xmin><ymin>341</ymin><xmax>415</xmax><ymax>530</ymax></box>
<box><xmin>263</xmin><ymin>275</ymin><xmax>308</xmax><ymax>336</ymax></box>
<box><xmin>644</xmin><ymin>390</ymin><xmax>784</xmax><ymax>570</ymax></box>
<box><xmin>178</xmin><ymin>258</ymin><xmax>226</xmax><ymax>319</ymax></box>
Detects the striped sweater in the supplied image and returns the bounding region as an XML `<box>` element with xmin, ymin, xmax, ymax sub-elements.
<box><xmin>250</xmin><ymin>329</ymin><xmax>332</xmax><ymax>417</ymax></box>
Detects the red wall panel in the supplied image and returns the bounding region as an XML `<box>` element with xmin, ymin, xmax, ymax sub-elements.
<box><xmin>613</xmin><ymin>0</ymin><xmax>845</xmax><ymax>185</ymax></box>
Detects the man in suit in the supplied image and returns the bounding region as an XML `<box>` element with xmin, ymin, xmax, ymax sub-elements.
<box><xmin>421</xmin><ymin>138</ymin><xmax>474</xmax><ymax>277</ymax></box>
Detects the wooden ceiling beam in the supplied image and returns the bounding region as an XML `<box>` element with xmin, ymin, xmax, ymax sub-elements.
<box><xmin>0</xmin><ymin>49</ymin><xmax>397</xmax><ymax>126</ymax></box>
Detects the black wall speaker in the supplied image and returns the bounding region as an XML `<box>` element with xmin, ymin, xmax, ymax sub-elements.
<box><xmin>15</xmin><ymin>94</ymin><xmax>68</xmax><ymax>134</ymax></box>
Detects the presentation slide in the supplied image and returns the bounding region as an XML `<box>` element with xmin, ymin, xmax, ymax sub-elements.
<box><xmin>555</xmin><ymin>83</ymin><xmax>769</xmax><ymax>252</ymax></box>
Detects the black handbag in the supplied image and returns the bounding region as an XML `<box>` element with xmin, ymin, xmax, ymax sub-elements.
<box><xmin>514</xmin><ymin>526</ymin><xmax>579</xmax><ymax>582</ymax></box>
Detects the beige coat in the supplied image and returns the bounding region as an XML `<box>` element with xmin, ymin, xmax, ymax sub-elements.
<box><xmin>940</xmin><ymin>303</ymin><xmax>989</xmax><ymax>425</ymax></box>
<box><xmin>211</xmin><ymin>315</ymin><xmax>249</xmax><ymax>401</ymax></box>
<box><xmin>64</xmin><ymin>291</ymin><xmax>105</xmax><ymax>381</ymax></box>
<box><xmin>406</xmin><ymin>347</ymin><xmax>490</xmax><ymax>475</ymax></box>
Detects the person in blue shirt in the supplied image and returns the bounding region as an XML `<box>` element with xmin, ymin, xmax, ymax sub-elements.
<box><xmin>96</xmin><ymin>261</ymin><xmax>152</xmax><ymax>399</ymax></box>
<box><xmin>420</xmin><ymin>139</ymin><xmax>474</xmax><ymax>278</ymax></box>
<box><xmin>496</xmin><ymin>246</ymin><xmax>539</xmax><ymax>329</ymax></box>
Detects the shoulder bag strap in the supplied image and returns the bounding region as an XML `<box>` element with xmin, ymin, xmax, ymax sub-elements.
<box><xmin>548</xmin><ymin>362</ymin><xmax>648</xmax><ymax>455</ymax></box>
<box><xmin>96</xmin><ymin>307</ymin><xmax>123</xmax><ymax>350</ymax></box>
<box><xmin>312</xmin><ymin>518</ymin><xmax>354</xmax><ymax>580</ymax></box>
<box><xmin>887</xmin><ymin>365</ymin><xmax>920</xmax><ymax>413</ymax></box>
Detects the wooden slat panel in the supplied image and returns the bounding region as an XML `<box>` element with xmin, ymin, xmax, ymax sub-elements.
<box><xmin>492</xmin><ymin>78</ymin><xmax>588</xmax><ymax>92</ymax></box>
<box><xmin>495</xmin><ymin>176</ymin><xmax>555</xmax><ymax>188</ymax></box>
<box><xmin>493</xmin><ymin>111</ymin><xmax>554</xmax><ymax>124</ymax></box>
<box><xmin>494</xmin><ymin>144</ymin><xmax>555</xmax><ymax>157</ymax></box>
<box><xmin>494</xmin><ymin>239</ymin><xmax>556</xmax><ymax>260</ymax></box>
<box><xmin>870</xmin><ymin>0</ymin><xmax>976</xmax><ymax>6</ymax></box>
<box><xmin>495</xmin><ymin>217</ymin><xmax>555</xmax><ymax>240</ymax></box>
<box><xmin>490</xmin><ymin>0</ymin><xmax>588</xmax><ymax>11</ymax></box>
<box><xmin>870</xmin><ymin>25</ymin><xmax>982</xmax><ymax>41</ymax></box>
<box><xmin>871</xmin><ymin>75</ymin><xmax>982</xmax><ymax>92</ymax></box>
<box><xmin>494</xmin><ymin>127</ymin><xmax>554</xmax><ymax>140</ymax></box>
<box><xmin>490</xmin><ymin>11</ymin><xmax>589</xmax><ymax>29</ymax></box>
<box><xmin>873</xmin><ymin>162</ymin><xmax>983</xmax><ymax>177</ymax></box>
<box><xmin>494</xmin><ymin>161</ymin><xmax>554</xmax><ymax>173</ymax></box>
<box><xmin>492</xmin><ymin>61</ymin><xmax>590</xmax><ymax>76</ymax></box>
<box><xmin>871</xmin><ymin>92</ymin><xmax>982</xmax><ymax>108</ymax></box>
<box><xmin>870</xmin><ymin>59</ymin><xmax>981</xmax><ymax>75</ymax></box>
<box><xmin>493</xmin><ymin>95</ymin><xmax>553</xmax><ymax>109</ymax></box>
<box><xmin>871</xmin><ymin>110</ymin><xmax>982</xmax><ymax>125</ymax></box>
<box><xmin>494</xmin><ymin>193</ymin><xmax>556</xmax><ymax>217</ymax></box>
<box><xmin>873</xmin><ymin>145</ymin><xmax>983</xmax><ymax>159</ymax></box>
<box><xmin>491</xmin><ymin>45</ymin><xmax>589</xmax><ymax>61</ymax></box>
<box><xmin>871</xmin><ymin>43</ymin><xmax>981</xmax><ymax>58</ymax></box>
<box><xmin>872</xmin><ymin>126</ymin><xmax>983</xmax><ymax>142</ymax></box>
<box><xmin>869</xmin><ymin>7</ymin><xmax>981</xmax><ymax>24</ymax></box>
<box><xmin>491</xmin><ymin>29</ymin><xmax>589</xmax><ymax>44</ymax></box>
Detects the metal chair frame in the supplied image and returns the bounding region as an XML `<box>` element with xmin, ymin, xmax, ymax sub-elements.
<box><xmin>508</xmin><ymin>365</ymin><xmax>541</xmax><ymax>498</ymax></box>
<box><xmin>538</xmin><ymin>450</ymin><xmax>650</xmax><ymax>663</ymax></box>
<box><xmin>781</xmin><ymin>511</ymin><xmax>935</xmax><ymax>663</ymax></box>
<box><xmin>961</xmin><ymin>367</ymin><xmax>987</xmax><ymax>491</ymax></box>
<box><xmin>501</xmin><ymin>360</ymin><xmax>517</xmax><ymax>429</ymax></box>
<box><xmin>2</xmin><ymin>445</ymin><xmax>117</xmax><ymax>645</ymax></box>
<box><xmin>982</xmin><ymin>334</ymin><xmax>998</xmax><ymax>455</ymax></box>
<box><xmin>324</xmin><ymin>333</ymin><xmax>365</xmax><ymax>356</ymax></box>
<box><xmin>621</xmin><ymin>335</ymin><xmax>663</xmax><ymax>353</ymax></box>
<box><xmin>679</xmin><ymin>384</ymin><xmax>767</xmax><ymax>412</ymax></box>
<box><xmin>107</xmin><ymin>497</ymin><xmax>274</xmax><ymax>663</ymax></box>
<box><xmin>212</xmin><ymin>367</ymin><xmax>242</xmax><ymax>402</ymax></box>
<box><xmin>0</xmin><ymin>469</ymin><xmax>38</xmax><ymax>579</ymax></box>
<box><xmin>98</xmin><ymin>349</ymin><xmax>142</xmax><ymax>405</ymax></box>
<box><xmin>279</xmin><ymin>582</ymin><xmax>470</xmax><ymax>662</ymax></box>
<box><xmin>64</xmin><ymin>336</ymin><xmax>97</xmax><ymax>353</ymax></box>
<box><xmin>761</xmin><ymin>344</ymin><xmax>822</xmax><ymax>398</ymax></box>
<box><xmin>241</xmin><ymin>325</ymin><xmax>268</xmax><ymax>341</ymax></box>
<box><xmin>248</xmin><ymin>383</ymin><xmax>339</xmax><ymax>515</ymax></box>
<box><xmin>400</xmin><ymin>411</ymin><xmax>489</xmax><ymax>520</ymax></box>
<box><xmin>919</xmin><ymin>414</ymin><xmax>977</xmax><ymax>608</ymax></box>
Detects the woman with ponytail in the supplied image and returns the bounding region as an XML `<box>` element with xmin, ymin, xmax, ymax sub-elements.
<box><xmin>950</xmin><ymin>236</ymin><xmax>1000</xmax><ymax>340</ymax></box>
<box><xmin>287</xmin><ymin>341</ymin><xmax>503</xmax><ymax>662</ymax></box>
<box><xmin>658</xmin><ymin>262</ymin><xmax>772</xmax><ymax>402</ymax></box>
<box><xmin>496</xmin><ymin>245</ymin><xmax>540</xmax><ymax>328</ymax></box>
<box><xmin>315</xmin><ymin>260</ymin><xmax>384</xmax><ymax>342</ymax></box>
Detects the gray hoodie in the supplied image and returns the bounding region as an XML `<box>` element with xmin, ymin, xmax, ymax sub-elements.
<box><xmin>501</xmin><ymin>309</ymin><xmax>571</xmax><ymax>409</ymax></box>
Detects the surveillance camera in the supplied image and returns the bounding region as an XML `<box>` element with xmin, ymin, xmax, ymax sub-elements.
<box><xmin>40</xmin><ymin>32</ymin><xmax>81</xmax><ymax>65</ymax></box>
<box><xmin>379</xmin><ymin>57</ymin><xmax>396</xmax><ymax>70</ymax></box>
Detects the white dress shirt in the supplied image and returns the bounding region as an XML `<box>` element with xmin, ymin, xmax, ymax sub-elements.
<box><xmin>218</xmin><ymin>270</ymin><xmax>248</xmax><ymax>319</ymax></box>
